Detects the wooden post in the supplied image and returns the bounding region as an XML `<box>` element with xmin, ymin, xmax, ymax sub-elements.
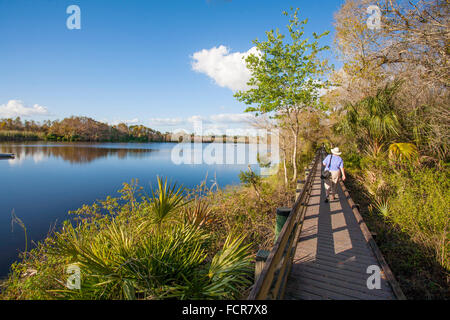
<box><xmin>255</xmin><ymin>249</ymin><xmax>270</xmax><ymax>283</ymax></box>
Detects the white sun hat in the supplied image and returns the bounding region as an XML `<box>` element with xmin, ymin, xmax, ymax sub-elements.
<box><xmin>331</xmin><ymin>147</ymin><xmax>342</xmax><ymax>155</ymax></box>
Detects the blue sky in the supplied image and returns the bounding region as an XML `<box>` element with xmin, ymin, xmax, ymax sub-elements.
<box><xmin>0</xmin><ymin>0</ymin><xmax>344</xmax><ymax>133</ymax></box>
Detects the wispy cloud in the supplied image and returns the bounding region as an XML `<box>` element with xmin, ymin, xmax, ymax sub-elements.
<box><xmin>106</xmin><ymin>118</ymin><xmax>140</xmax><ymax>125</ymax></box>
<box><xmin>0</xmin><ymin>100</ymin><xmax>49</xmax><ymax>118</ymax></box>
<box><xmin>191</xmin><ymin>45</ymin><xmax>259</xmax><ymax>91</ymax></box>
<box><xmin>148</xmin><ymin>117</ymin><xmax>184</xmax><ymax>127</ymax></box>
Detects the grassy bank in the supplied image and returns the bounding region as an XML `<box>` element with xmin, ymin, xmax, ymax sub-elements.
<box><xmin>0</xmin><ymin>168</ymin><xmax>294</xmax><ymax>300</ymax></box>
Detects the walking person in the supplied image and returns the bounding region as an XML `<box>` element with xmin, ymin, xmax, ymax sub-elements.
<box><xmin>322</xmin><ymin>147</ymin><xmax>346</xmax><ymax>203</ymax></box>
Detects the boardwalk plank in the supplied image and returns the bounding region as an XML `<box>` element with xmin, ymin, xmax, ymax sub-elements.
<box><xmin>293</xmin><ymin>267</ymin><xmax>393</xmax><ymax>299</ymax></box>
<box><xmin>292</xmin><ymin>276</ymin><xmax>390</xmax><ymax>300</ymax></box>
<box><xmin>290</xmin><ymin>260</ymin><xmax>391</xmax><ymax>284</ymax></box>
<box><xmin>284</xmin><ymin>163</ymin><xmax>396</xmax><ymax>300</ymax></box>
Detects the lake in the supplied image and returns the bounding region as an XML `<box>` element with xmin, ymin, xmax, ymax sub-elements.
<box><xmin>0</xmin><ymin>142</ymin><xmax>262</xmax><ymax>278</ymax></box>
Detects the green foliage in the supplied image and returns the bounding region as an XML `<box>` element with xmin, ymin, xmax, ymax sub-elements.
<box><xmin>388</xmin><ymin>142</ymin><xmax>418</xmax><ymax>164</ymax></box>
<box><xmin>0</xmin><ymin>116</ymin><xmax>168</xmax><ymax>142</ymax></box>
<box><xmin>335</xmin><ymin>82</ymin><xmax>449</xmax><ymax>280</ymax></box>
<box><xmin>0</xmin><ymin>130</ymin><xmax>43</xmax><ymax>141</ymax></box>
<box><xmin>206</xmin><ymin>235</ymin><xmax>253</xmax><ymax>298</ymax></box>
<box><xmin>342</xmin><ymin>152</ymin><xmax>362</xmax><ymax>171</ymax></box>
<box><xmin>183</xmin><ymin>199</ymin><xmax>213</xmax><ymax>229</ymax></box>
<box><xmin>330</xmin><ymin>0</ymin><xmax>449</xmax><ymax>297</ymax></box>
<box><xmin>336</xmin><ymin>82</ymin><xmax>402</xmax><ymax>151</ymax></box>
<box><xmin>0</xmin><ymin>178</ymin><xmax>255</xmax><ymax>300</ymax></box>
<box><xmin>234</xmin><ymin>8</ymin><xmax>331</xmax><ymax>115</ymax></box>
<box><xmin>383</xmin><ymin>167</ymin><xmax>449</xmax><ymax>270</ymax></box>
<box><xmin>238</xmin><ymin>169</ymin><xmax>262</xmax><ymax>188</ymax></box>
<box><xmin>147</xmin><ymin>176</ymin><xmax>186</xmax><ymax>224</ymax></box>
<box><xmin>361</xmin><ymin>164</ymin><xmax>449</xmax><ymax>271</ymax></box>
<box><xmin>11</xmin><ymin>210</ymin><xmax>28</xmax><ymax>253</ymax></box>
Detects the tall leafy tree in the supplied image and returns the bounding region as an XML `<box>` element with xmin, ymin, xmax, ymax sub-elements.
<box><xmin>234</xmin><ymin>8</ymin><xmax>331</xmax><ymax>181</ymax></box>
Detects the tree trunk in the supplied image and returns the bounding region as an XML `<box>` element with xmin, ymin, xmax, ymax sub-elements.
<box><xmin>283</xmin><ymin>151</ymin><xmax>288</xmax><ymax>187</ymax></box>
<box><xmin>247</xmin><ymin>165</ymin><xmax>262</xmax><ymax>200</ymax></box>
<box><xmin>291</xmin><ymin>130</ymin><xmax>298</xmax><ymax>182</ymax></box>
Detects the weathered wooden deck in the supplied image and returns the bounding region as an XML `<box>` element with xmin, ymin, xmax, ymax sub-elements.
<box><xmin>284</xmin><ymin>163</ymin><xmax>396</xmax><ymax>300</ymax></box>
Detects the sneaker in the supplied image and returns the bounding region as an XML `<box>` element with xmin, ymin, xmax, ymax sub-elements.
<box><xmin>324</xmin><ymin>198</ymin><xmax>329</xmax><ymax>203</ymax></box>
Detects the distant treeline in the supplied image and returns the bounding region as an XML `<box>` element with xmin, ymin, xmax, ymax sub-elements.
<box><xmin>0</xmin><ymin>116</ymin><xmax>171</xmax><ymax>142</ymax></box>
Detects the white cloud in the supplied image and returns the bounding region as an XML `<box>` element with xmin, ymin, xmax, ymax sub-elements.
<box><xmin>187</xmin><ymin>115</ymin><xmax>209</xmax><ymax>124</ymax></box>
<box><xmin>104</xmin><ymin>118</ymin><xmax>141</xmax><ymax>126</ymax></box>
<box><xmin>123</xmin><ymin>118</ymin><xmax>139</xmax><ymax>124</ymax></box>
<box><xmin>0</xmin><ymin>100</ymin><xmax>49</xmax><ymax>118</ymax></box>
<box><xmin>149</xmin><ymin>117</ymin><xmax>184</xmax><ymax>127</ymax></box>
<box><xmin>209</xmin><ymin>113</ymin><xmax>254</xmax><ymax>123</ymax></box>
<box><xmin>172</xmin><ymin>128</ymin><xmax>190</xmax><ymax>135</ymax></box>
<box><xmin>148</xmin><ymin>113</ymin><xmax>257</xmax><ymax>134</ymax></box>
<box><xmin>191</xmin><ymin>45</ymin><xmax>259</xmax><ymax>91</ymax></box>
<box><xmin>117</xmin><ymin>118</ymin><xmax>140</xmax><ymax>125</ymax></box>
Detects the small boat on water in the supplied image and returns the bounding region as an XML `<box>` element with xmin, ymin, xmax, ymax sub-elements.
<box><xmin>0</xmin><ymin>153</ymin><xmax>15</xmax><ymax>159</ymax></box>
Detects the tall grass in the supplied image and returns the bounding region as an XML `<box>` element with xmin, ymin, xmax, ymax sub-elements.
<box><xmin>0</xmin><ymin>130</ymin><xmax>44</xmax><ymax>141</ymax></box>
<box><xmin>0</xmin><ymin>172</ymin><xmax>293</xmax><ymax>300</ymax></box>
<box><xmin>384</xmin><ymin>167</ymin><xmax>449</xmax><ymax>270</ymax></box>
<box><xmin>353</xmin><ymin>153</ymin><xmax>450</xmax><ymax>272</ymax></box>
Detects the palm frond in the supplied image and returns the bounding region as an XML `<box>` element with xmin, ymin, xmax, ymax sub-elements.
<box><xmin>388</xmin><ymin>142</ymin><xmax>418</xmax><ymax>163</ymax></box>
<box><xmin>148</xmin><ymin>176</ymin><xmax>186</xmax><ymax>224</ymax></box>
<box><xmin>183</xmin><ymin>199</ymin><xmax>214</xmax><ymax>228</ymax></box>
<box><xmin>206</xmin><ymin>234</ymin><xmax>253</xmax><ymax>298</ymax></box>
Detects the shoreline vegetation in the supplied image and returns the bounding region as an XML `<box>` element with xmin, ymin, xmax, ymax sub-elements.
<box><xmin>0</xmin><ymin>116</ymin><xmax>270</xmax><ymax>144</ymax></box>
<box><xmin>344</xmin><ymin>173</ymin><xmax>449</xmax><ymax>299</ymax></box>
<box><xmin>327</xmin><ymin>0</ymin><xmax>449</xmax><ymax>299</ymax></box>
<box><xmin>0</xmin><ymin>116</ymin><xmax>169</xmax><ymax>143</ymax></box>
<box><xmin>0</xmin><ymin>160</ymin><xmax>311</xmax><ymax>299</ymax></box>
<box><xmin>1</xmin><ymin>1</ymin><xmax>449</xmax><ymax>300</ymax></box>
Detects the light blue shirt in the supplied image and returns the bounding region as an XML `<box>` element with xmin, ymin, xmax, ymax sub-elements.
<box><xmin>323</xmin><ymin>154</ymin><xmax>343</xmax><ymax>171</ymax></box>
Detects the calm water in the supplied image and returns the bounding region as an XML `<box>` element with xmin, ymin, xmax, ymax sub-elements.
<box><xmin>0</xmin><ymin>142</ymin><xmax>261</xmax><ymax>277</ymax></box>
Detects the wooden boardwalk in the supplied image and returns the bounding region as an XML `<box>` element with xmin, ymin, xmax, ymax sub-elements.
<box><xmin>284</xmin><ymin>163</ymin><xmax>396</xmax><ymax>300</ymax></box>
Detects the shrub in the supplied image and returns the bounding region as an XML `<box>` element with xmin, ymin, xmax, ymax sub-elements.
<box><xmin>384</xmin><ymin>167</ymin><xmax>449</xmax><ymax>270</ymax></box>
<box><xmin>0</xmin><ymin>178</ymin><xmax>255</xmax><ymax>300</ymax></box>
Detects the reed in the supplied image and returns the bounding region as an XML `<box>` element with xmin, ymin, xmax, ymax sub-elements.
<box><xmin>0</xmin><ymin>130</ymin><xmax>43</xmax><ymax>141</ymax></box>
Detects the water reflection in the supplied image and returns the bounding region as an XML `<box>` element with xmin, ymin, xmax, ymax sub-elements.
<box><xmin>0</xmin><ymin>142</ymin><xmax>256</xmax><ymax>278</ymax></box>
<box><xmin>0</xmin><ymin>143</ymin><xmax>155</xmax><ymax>164</ymax></box>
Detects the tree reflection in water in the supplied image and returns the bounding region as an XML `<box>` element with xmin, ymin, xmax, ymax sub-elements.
<box><xmin>0</xmin><ymin>143</ymin><xmax>155</xmax><ymax>164</ymax></box>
